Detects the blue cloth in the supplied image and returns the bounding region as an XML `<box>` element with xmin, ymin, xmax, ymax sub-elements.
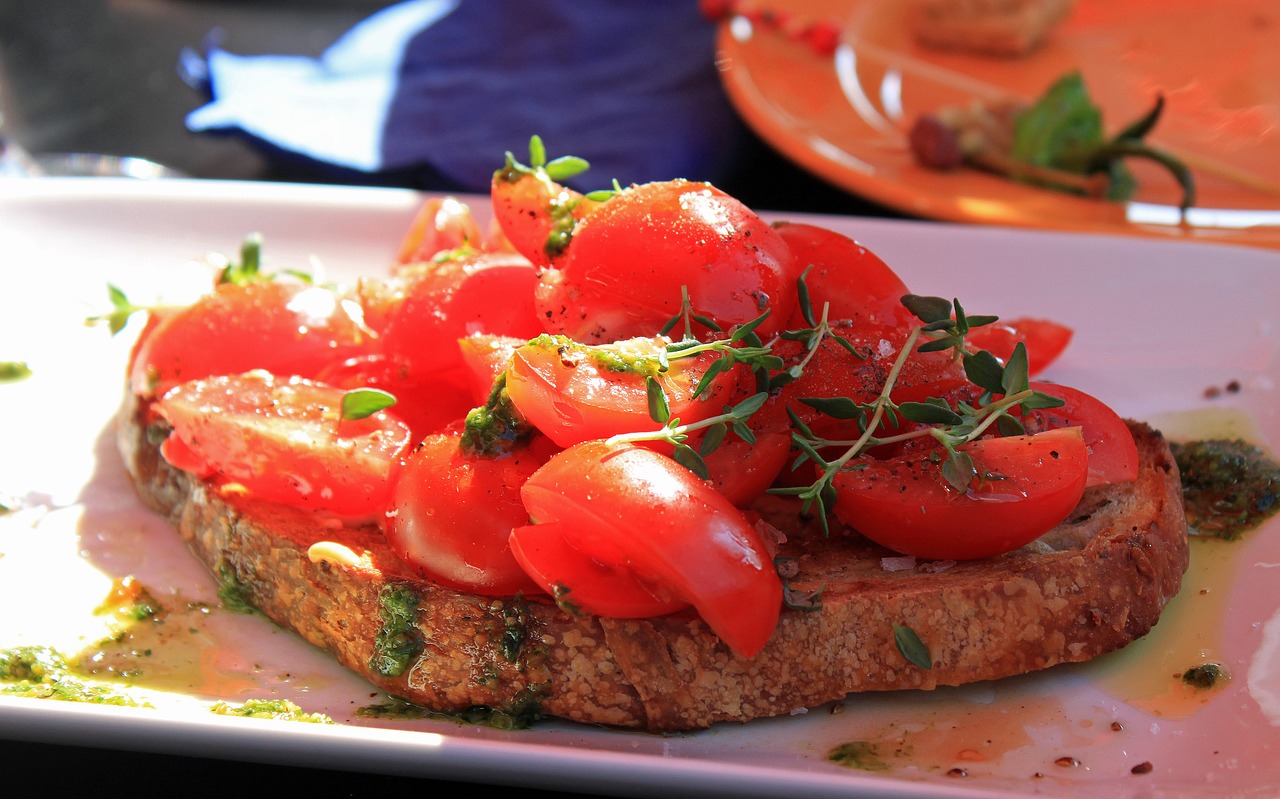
<box><xmin>183</xmin><ymin>0</ymin><xmax>744</xmax><ymax>191</ymax></box>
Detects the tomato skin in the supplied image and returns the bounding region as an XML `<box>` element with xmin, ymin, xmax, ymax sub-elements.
<box><xmin>131</xmin><ymin>281</ymin><xmax>375</xmax><ymax>398</ymax></box>
<box><xmin>315</xmin><ymin>354</ymin><xmax>476</xmax><ymax>441</ymax></box>
<box><xmin>457</xmin><ymin>333</ymin><xmax>527</xmax><ymax>404</ymax></box>
<box><xmin>774</xmin><ymin>222</ymin><xmax>912</xmax><ymax>329</ymax></box>
<box><xmin>395</xmin><ymin>196</ymin><xmax>484</xmax><ymax>266</ymax></box>
<box><xmin>966</xmin><ymin>317</ymin><xmax>1073</xmax><ymax>376</ymax></box>
<box><xmin>521</xmin><ymin>441</ymin><xmax>782</xmax><ymax>658</ymax></box>
<box><xmin>775</xmin><ymin>323</ymin><xmax>964</xmax><ymax>439</ymax></box>
<box><xmin>157</xmin><ymin>371</ymin><xmax>412</xmax><ymax>518</ymax></box>
<box><xmin>509</xmin><ymin>521</ymin><xmax>689</xmax><ymax>617</ymax></box>
<box><xmin>1021</xmin><ymin>381</ymin><xmax>1138</xmax><ymax>487</ymax></box>
<box><xmin>536</xmin><ymin>180</ymin><xmax>796</xmax><ymax>343</ymax></box>
<box><xmin>832</xmin><ymin>427</ymin><xmax>1089</xmax><ymax>560</ymax></box>
<box><xmin>504</xmin><ymin>336</ymin><xmax>734</xmax><ymax>449</ymax></box>
<box><xmin>886</xmin><ymin>378</ymin><xmax>1138</xmax><ymax>488</ymax></box>
<box><xmin>379</xmin><ymin>252</ymin><xmax>544</xmax><ymax>379</ymax></box>
<box><xmin>490</xmin><ymin>169</ymin><xmax>599</xmax><ymax>269</ymax></box>
<box><xmin>386</xmin><ymin>428</ymin><xmax>553</xmax><ymax>596</ymax></box>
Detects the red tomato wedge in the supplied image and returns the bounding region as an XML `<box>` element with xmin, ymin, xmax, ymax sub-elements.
<box><xmin>520</xmin><ymin>441</ymin><xmax>782</xmax><ymax>658</ymax></box>
<box><xmin>509</xmin><ymin>521</ymin><xmax>689</xmax><ymax>618</ymax></box>
<box><xmin>131</xmin><ymin>281</ymin><xmax>374</xmax><ymax>398</ymax></box>
<box><xmin>832</xmin><ymin>427</ymin><xmax>1089</xmax><ymax>560</ymax></box>
<box><xmin>395</xmin><ymin>196</ymin><xmax>484</xmax><ymax>265</ymax></box>
<box><xmin>773</xmin><ymin>221</ymin><xmax>912</xmax><ymax>329</ymax></box>
<box><xmin>386</xmin><ymin>428</ymin><xmax>550</xmax><ymax>596</ymax></box>
<box><xmin>378</xmin><ymin>252</ymin><xmax>544</xmax><ymax>378</ymax></box>
<box><xmin>886</xmin><ymin>378</ymin><xmax>1138</xmax><ymax>487</ymax></box>
<box><xmin>157</xmin><ymin>371</ymin><xmax>412</xmax><ymax>518</ymax></box>
<box><xmin>504</xmin><ymin>335</ymin><xmax>733</xmax><ymax>448</ymax></box>
<box><xmin>966</xmin><ymin>317</ymin><xmax>1073</xmax><ymax>376</ymax></box>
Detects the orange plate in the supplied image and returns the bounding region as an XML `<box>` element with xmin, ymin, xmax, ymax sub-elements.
<box><xmin>717</xmin><ymin>0</ymin><xmax>1280</xmax><ymax>249</ymax></box>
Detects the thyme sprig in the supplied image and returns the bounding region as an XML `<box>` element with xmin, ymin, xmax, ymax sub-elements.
<box><xmin>771</xmin><ymin>296</ymin><xmax>1063</xmax><ymax>533</ymax></box>
<box><xmin>772</xmin><ymin>266</ymin><xmax>864</xmax><ymax>390</ymax></box>
<box><xmin>606</xmin><ymin>392</ymin><xmax>768</xmax><ymax>479</ymax></box>
<box><xmin>85</xmin><ymin>283</ymin><xmax>146</xmax><ymax>335</ymax></box>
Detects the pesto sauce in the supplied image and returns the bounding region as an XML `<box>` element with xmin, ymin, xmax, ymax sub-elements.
<box><xmin>499</xmin><ymin>598</ymin><xmax>530</xmax><ymax>664</ymax></box>
<box><xmin>210</xmin><ymin>698</ymin><xmax>333</xmax><ymax>724</ymax></box>
<box><xmin>460</xmin><ymin>372</ymin><xmax>529</xmax><ymax>456</ymax></box>
<box><xmin>0</xmin><ymin>361</ymin><xmax>31</xmax><ymax>382</ymax></box>
<box><xmin>370</xmin><ymin>584</ymin><xmax>423</xmax><ymax>678</ymax></box>
<box><xmin>1171</xmin><ymin>439</ymin><xmax>1280</xmax><ymax>539</ymax></box>
<box><xmin>0</xmin><ymin>646</ymin><xmax>148</xmax><ymax>707</ymax></box>
<box><xmin>216</xmin><ymin>562</ymin><xmax>257</xmax><ymax>614</ymax></box>
<box><xmin>828</xmin><ymin>741</ymin><xmax>893</xmax><ymax>772</ymax></box>
<box><xmin>1182</xmin><ymin>662</ymin><xmax>1228</xmax><ymax>690</ymax></box>
<box><xmin>356</xmin><ymin>686</ymin><xmax>545</xmax><ymax>730</ymax></box>
<box><xmin>525</xmin><ymin>333</ymin><xmax>665</xmax><ymax>376</ymax></box>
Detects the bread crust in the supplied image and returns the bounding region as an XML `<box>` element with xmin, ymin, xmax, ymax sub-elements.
<box><xmin>118</xmin><ymin>389</ymin><xmax>1188</xmax><ymax>732</ymax></box>
<box><xmin>909</xmin><ymin>0</ymin><xmax>1076</xmax><ymax>56</ymax></box>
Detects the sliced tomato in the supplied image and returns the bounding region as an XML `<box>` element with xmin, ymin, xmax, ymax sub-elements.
<box><xmin>376</xmin><ymin>251</ymin><xmax>544</xmax><ymax>380</ymax></box>
<box><xmin>536</xmin><ymin>180</ymin><xmax>797</xmax><ymax>342</ymax></box>
<box><xmin>130</xmin><ymin>281</ymin><xmax>375</xmax><ymax>398</ymax></box>
<box><xmin>386</xmin><ymin>427</ymin><xmax>553</xmax><ymax>596</ymax></box>
<box><xmin>504</xmin><ymin>335</ymin><xmax>736</xmax><ymax>448</ymax></box>
<box><xmin>775</xmin><ymin>322</ymin><xmax>964</xmax><ymax>439</ymax></box>
<box><xmin>832</xmin><ymin>427</ymin><xmax>1089</xmax><ymax>560</ymax></box>
<box><xmin>520</xmin><ymin>441</ymin><xmax>782</xmax><ymax>658</ymax></box>
<box><xmin>773</xmin><ymin>222</ymin><xmax>912</xmax><ymax>329</ymax></box>
<box><xmin>457</xmin><ymin>333</ymin><xmax>526</xmax><ymax>405</ymax></box>
<box><xmin>966</xmin><ymin>317</ymin><xmax>1073</xmax><ymax>376</ymax></box>
<box><xmin>885</xmin><ymin>378</ymin><xmax>1138</xmax><ymax>487</ymax></box>
<box><xmin>395</xmin><ymin>196</ymin><xmax>484</xmax><ymax>266</ymax></box>
<box><xmin>315</xmin><ymin>353</ymin><xmax>475</xmax><ymax>441</ymax></box>
<box><xmin>509</xmin><ymin>521</ymin><xmax>689</xmax><ymax>618</ymax></box>
<box><xmin>1021</xmin><ymin>381</ymin><xmax>1138</xmax><ymax>487</ymax></box>
<box><xmin>156</xmin><ymin>371</ymin><xmax>412</xmax><ymax>518</ymax></box>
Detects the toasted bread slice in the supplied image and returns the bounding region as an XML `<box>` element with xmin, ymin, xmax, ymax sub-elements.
<box><xmin>119</xmin><ymin>389</ymin><xmax>1188</xmax><ymax>732</ymax></box>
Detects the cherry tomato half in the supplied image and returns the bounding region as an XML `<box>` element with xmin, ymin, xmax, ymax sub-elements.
<box><xmin>966</xmin><ymin>317</ymin><xmax>1073</xmax><ymax>376</ymax></box>
<box><xmin>157</xmin><ymin>371</ymin><xmax>412</xmax><ymax>518</ymax></box>
<box><xmin>536</xmin><ymin>180</ymin><xmax>796</xmax><ymax>342</ymax></box>
<box><xmin>385</xmin><ymin>427</ymin><xmax>554</xmax><ymax>596</ymax></box>
<box><xmin>520</xmin><ymin>441</ymin><xmax>782</xmax><ymax>658</ymax></box>
<box><xmin>395</xmin><ymin>196</ymin><xmax>484</xmax><ymax>266</ymax></box>
<box><xmin>886</xmin><ymin>378</ymin><xmax>1138</xmax><ymax>487</ymax></box>
<box><xmin>131</xmin><ymin>281</ymin><xmax>374</xmax><ymax>398</ymax></box>
<box><xmin>832</xmin><ymin>426</ymin><xmax>1089</xmax><ymax>560</ymax></box>
<box><xmin>774</xmin><ymin>222</ymin><xmax>912</xmax><ymax>330</ymax></box>
<box><xmin>504</xmin><ymin>335</ymin><xmax>736</xmax><ymax>448</ymax></box>
<box><xmin>378</xmin><ymin>252</ymin><xmax>544</xmax><ymax>379</ymax></box>
<box><xmin>509</xmin><ymin>521</ymin><xmax>689</xmax><ymax>618</ymax></box>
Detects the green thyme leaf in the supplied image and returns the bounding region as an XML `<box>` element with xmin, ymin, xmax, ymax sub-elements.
<box><xmin>901</xmin><ymin>294</ymin><xmax>952</xmax><ymax>324</ymax></box>
<box><xmin>646</xmin><ymin>376</ymin><xmax>671</xmax><ymax>424</ymax></box>
<box><xmin>341</xmin><ymin>388</ymin><xmax>397</xmax><ymax>420</ymax></box>
<box><xmin>897</xmin><ymin>400</ymin><xmax>963</xmax><ymax>426</ymax></box>
<box><xmin>941</xmin><ymin>450</ymin><xmax>977</xmax><ymax>492</ymax></box>
<box><xmin>893</xmin><ymin>624</ymin><xmax>933</xmax><ymax>670</ymax></box>
<box><xmin>963</xmin><ymin>349</ymin><xmax>1005</xmax><ymax>394</ymax></box>
<box><xmin>544</xmin><ymin>155</ymin><xmax>591</xmax><ymax>182</ymax></box>
<box><xmin>673</xmin><ymin>443</ymin><xmax>709</xmax><ymax>479</ymax></box>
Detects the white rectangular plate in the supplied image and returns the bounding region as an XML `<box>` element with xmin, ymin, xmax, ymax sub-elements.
<box><xmin>1</xmin><ymin>178</ymin><xmax>1279</xmax><ymax>799</ymax></box>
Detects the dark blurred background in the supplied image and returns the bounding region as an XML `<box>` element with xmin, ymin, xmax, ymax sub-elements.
<box><xmin>0</xmin><ymin>0</ymin><xmax>898</xmax><ymax>216</ymax></box>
